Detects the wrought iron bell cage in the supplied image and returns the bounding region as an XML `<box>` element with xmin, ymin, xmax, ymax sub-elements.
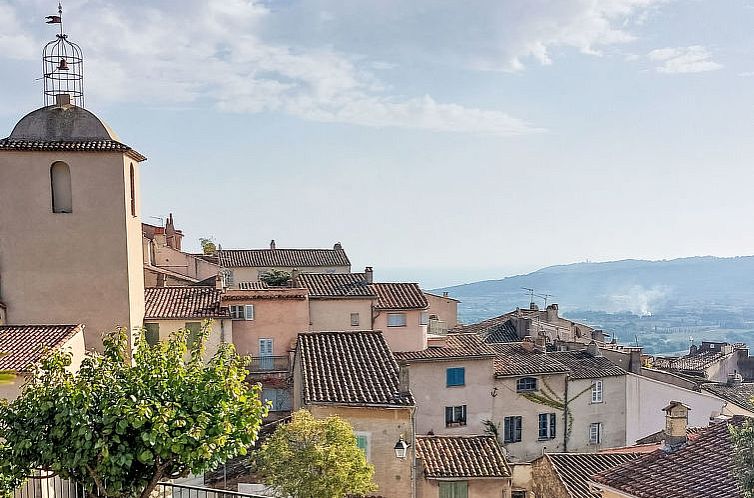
<box><xmin>43</xmin><ymin>33</ymin><xmax>84</xmax><ymax>107</ymax></box>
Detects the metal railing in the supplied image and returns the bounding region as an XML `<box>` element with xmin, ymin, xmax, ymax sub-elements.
<box><xmin>158</xmin><ymin>482</ymin><xmax>269</xmax><ymax>498</ymax></box>
<box><xmin>247</xmin><ymin>356</ymin><xmax>289</xmax><ymax>372</ymax></box>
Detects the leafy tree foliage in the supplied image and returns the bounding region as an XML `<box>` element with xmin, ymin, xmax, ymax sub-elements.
<box><xmin>199</xmin><ymin>237</ymin><xmax>216</xmax><ymax>255</ymax></box>
<box><xmin>258</xmin><ymin>410</ymin><xmax>376</xmax><ymax>498</ymax></box>
<box><xmin>732</xmin><ymin>421</ymin><xmax>754</xmax><ymax>497</ymax></box>
<box><xmin>259</xmin><ymin>269</ymin><xmax>291</xmax><ymax>286</ymax></box>
<box><xmin>0</xmin><ymin>325</ymin><xmax>268</xmax><ymax>498</ymax></box>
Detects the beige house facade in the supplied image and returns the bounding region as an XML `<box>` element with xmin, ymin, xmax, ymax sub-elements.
<box><xmin>423</xmin><ymin>291</ymin><xmax>460</xmax><ymax>335</ymax></box>
<box><xmin>0</xmin><ymin>98</ymin><xmax>146</xmax><ymax>351</ymax></box>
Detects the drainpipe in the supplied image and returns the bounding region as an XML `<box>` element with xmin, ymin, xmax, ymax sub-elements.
<box><xmin>411</xmin><ymin>406</ymin><xmax>417</xmax><ymax>498</ymax></box>
<box><xmin>563</xmin><ymin>376</ymin><xmax>569</xmax><ymax>452</ymax></box>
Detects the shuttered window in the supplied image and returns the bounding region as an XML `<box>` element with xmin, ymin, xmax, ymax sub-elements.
<box><xmin>439</xmin><ymin>481</ymin><xmax>468</xmax><ymax>498</ymax></box>
<box><xmin>446</xmin><ymin>367</ymin><xmax>465</xmax><ymax>387</ymax></box>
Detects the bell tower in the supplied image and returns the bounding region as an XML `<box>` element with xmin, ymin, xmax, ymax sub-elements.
<box><xmin>0</xmin><ymin>7</ymin><xmax>146</xmax><ymax>351</ymax></box>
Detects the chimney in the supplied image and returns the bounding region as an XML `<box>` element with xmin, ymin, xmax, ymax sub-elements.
<box><xmin>334</xmin><ymin>242</ymin><xmax>342</xmax><ymax>250</ymax></box>
<box><xmin>727</xmin><ymin>372</ymin><xmax>743</xmax><ymax>387</ymax></box>
<box><xmin>55</xmin><ymin>93</ymin><xmax>71</xmax><ymax>107</ymax></box>
<box><xmin>628</xmin><ymin>347</ymin><xmax>642</xmax><ymax>374</ymax></box>
<box><xmin>165</xmin><ymin>213</ymin><xmax>176</xmax><ymax>249</ymax></box>
<box><xmin>270</xmin><ymin>239</ymin><xmax>276</xmax><ymax>250</ymax></box>
<box><xmin>662</xmin><ymin>401</ymin><xmax>691</xmax><ymax>451</ymax></box>
<box><xmin>365</xmin><ymin>266</ymin><xmax>374</xmax><ymax>284</ymax></box>
<box><xmin>586</xmin><ymin>341</ymin><xmax>600</xmax><ymax>357</ymax></box>
<box><xmin>291</xmin><ymin>268</ymin><xmax>299</xmax><ymax>287</ymax></box>
<box><xmin>689</xmin><ymin>344</ymin><xmax>698</xmax><ymax>355</ymax></box>
<box><xmin>521</xmin><ymin>336</ymin><xmax>535</xmax><ymax>352</ymax></box>
<box><xmin>443</xmin><ymin>291</ymin><xmax>449</xmax><ymax>298</ymax></box>
<box><xmin>546</xmin><ymin>304</ymin><xmax>559</xmax><ymax>322</ymax></box>
<box><xmin>399</xmin><ymin>362</ymin><xmax>410</xmax><ymax>395</ymax></box>
<box><xmin>529</xmin><ymin>302</ymin><xmax>539</xmax><ymax>311</ymax></box>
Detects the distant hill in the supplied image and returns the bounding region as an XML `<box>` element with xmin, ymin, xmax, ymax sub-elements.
<box><xmin>433</xmin><ymin>256</ymin><xmax>754</xmax><ymax>324</ymax></box>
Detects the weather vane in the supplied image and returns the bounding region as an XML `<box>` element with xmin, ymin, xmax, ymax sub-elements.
<box><xmin>45</xmin><ymin>3</ymin><xmax>63</xmax><ymax>37</ymax></box>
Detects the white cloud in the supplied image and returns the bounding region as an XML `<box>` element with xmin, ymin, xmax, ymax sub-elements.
<box><xmin>648</xmin><ymin>45</ymin><xmax>723</xmax><ymax>74</ymax></box>
<box><xmin>0</xmin><ymin>0</ymin><xmax>542</xmax><ymax>136</ymax></box>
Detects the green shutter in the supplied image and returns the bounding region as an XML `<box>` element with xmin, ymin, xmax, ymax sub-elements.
<box><xmin>356</xmin><ymin>435</ymin><xmax>368</xmax><ymax>455</ymax></box>
<box><xmin>144</xmin><ymin>323</ymin><xmax>160</xmax><ymax>346</ymax></box>
<box><xmin>439</xmin><ymin>483</ymin><xmax>452</xmax><ymax>498</ymax></box>
<box><xmin>185</xmin><ymin>322</ymin><xmax>201</xmax><ymax>346</ymax></box>
<box><xmin>454</xmin><ymin>482</ymin><xmax>468</xmax><ymax>498</ymax></box>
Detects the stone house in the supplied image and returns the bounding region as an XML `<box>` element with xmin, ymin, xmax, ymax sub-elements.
<box><xmin>0</xmin><ymin>324</ymin><xmax>87</xmax><ymax>400</ymax></box>
<box><xmin>650</xmin><ymin>341</ymin><xmax>748</xmax><ymax>383</ymax></box>
<box><xmin>217</xmin><ymin>241</ymin><xmax>351</xmax><ymax>288</ymax></box>
<box><xmin>415</xmin><ymin>435</ymin><xmax>513</xmax><ymax>498</ymax></box>
<box><xmin>292</xmin><ymin>330</ymin><xmax>415</xmax><ymax>498</ymax></box>
<box><xmin>530</xmin><ymin>452</ymin><xmax>641</xmax><ymax>498</ymax></box>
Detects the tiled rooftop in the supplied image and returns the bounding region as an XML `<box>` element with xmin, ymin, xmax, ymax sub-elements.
<box><xmin>416</xmin><ymin>435</ymin><xmax>511</xmax><ymax>479</ymax></box>
<box><xmin>0</xmin><ymin>324</ymin><xmax>83</xmax><ymax>371</ymax></box>
<box><xmin>218</xmin><ymin>248</ymin><xmax>350</xmax><ymax>268</ymax></box>
<box><xmin>592</xmin><ymin>418</ymin><xmax>745</xmax><ymax>498</ymax></box>
<box><xmin>144</xmin><ymin>287</ymin><xmax>228</xmax><ymax>319</ymax></box>
<box><xmin>480</xmin><ymin>319</ymin><xmax>520</xmax><ymax>343</ymax></box>
<box><xmin>490</xmin><ymin>343</ymin><xmax>570</xmax><ymax>377</ymax></box>
<box><xmin>297</xmin><ymin>330</ymin><xmax>414</xmax><ymax>407</ymax></box>
<box><xmin>543</xmin><ymin>453</ymin><xmax>643</xmax><ymax>498</ymax></box>
<box><xmin>297</xmin><ymin>273</ymin><xmax>376</xmax><ymax>298</ymax></box>
<box><xmin>0</xmin><ymin>138</ymin><xmax>146</xmax><ymax>161</ymax></box>
<box><xmin>372</xmin><ymin>282</ymin><xmax>427</xmax><ymax>310</ymax></box>
<box><xmin>451</xmin><ymin>313</ymin><xmax>513</xmax><ymax>335</ymax></box>
<box><xmin>653</xmin><ymin>350</ymin><xmax>731</xmax><ymax>373</ymax></box>
<box><xmin>395</xmin><ymin>333</ymin><xmax>496</xmax><ymax>362</ymax></box>
<box><xmin>702</xmin><ymin>383</ymin><xmax>754</xmax><ymax>412</ymax></box>
<box><xmin>549</xmin><ymin>351</ymin><xmax>627</xmax><ymax>380</ymax></box>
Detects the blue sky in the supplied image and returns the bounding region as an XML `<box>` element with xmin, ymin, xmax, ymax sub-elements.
<box><xmin>2</xmin><ymin>0</ymin><xmax>754</xmax><ymax>288</ymax></box>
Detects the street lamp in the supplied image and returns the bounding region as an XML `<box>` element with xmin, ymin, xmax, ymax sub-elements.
<box><xmin>394</xmin><ymin>435</ymin><xmax>409</xmax><ymax>459</ymax></box>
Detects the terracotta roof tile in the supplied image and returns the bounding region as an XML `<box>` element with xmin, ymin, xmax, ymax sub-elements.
<box><xmin>542</xmin><ymin>453</ymin><xmax>643</xmax><ymax>498</ymax></box>
<box><xmin>0</xmin><ymin>324</ymin><xmax>82</xmax><ymax>372</ymax></box>
<box><xmin>702</xmin><ymin>383</ymin><xmax>754</xmax><ymax>412</ymax></box>
<box><xmin>395</xmin><ymin>333</ymin><xmax>496</xmax><ymax>362</ymax></box>
<box><xmin>451</xmin><ymin>313</ymin><xmax>514</xmax><ymax>335</ymax></box>
<box><xmin>549</xmin><ymin>351</ymin><xmax>626</xmax><ymax>379</ymax></box>
<box><xmin>298</xmin><ymin>273</ymin><xmax>376</xmax><ymax>298</ymax></box>
<box><xmin>416</xmin><ymin>435</ymin><xmax>511</xmax><ymax>479</ymax></box>
<box><xmin>144</xmin><ymin>287</ymin><xmax>228</xmax><ymax>319</ymax></box>
<box><xmin>490</xmin><ymin>343</ymin><xmax>570</xmax><ymax>377</ymax></box>
<box><xmin>654</xmin><ymin>351</ymin><xmax>731</xmax><ymax>373</ymax></box>
<box><xmin>218</xmin><ymin>248</ymin><xmax>350</xmax><ymax>268</ymax></box>
<box><xmin>372</xmin><ymin>282</ymin><xmax>427</xmax><ymax>310</ymax></box>
<box><xmin>0</xmin><ymin>138</ymin><xmax>146</xmax><ymax>161</ymax></box>
<box><xmin>298</xmin><ymin>330</ymin><xmax>414</xmax><ymax>406</ymax></box>
<box><xmin>592</xmin><ymin>418</ymin><xmax>745</xmax><ymax>498</ymax></box>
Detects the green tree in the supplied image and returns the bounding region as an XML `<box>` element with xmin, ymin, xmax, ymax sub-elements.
<box><xmin>732</xmin><ymin>420</ymin><xmax>754</xmax><ymax>497</ymax></box>
<box><xmin>0</xmin><ymin>324</ymin><xmax>269</xmax><ymax>498</ymax></box>
<box><xmin>259</xmin><ymin>269</ymin><xmax>291</xmax><ymax>286</ymax></box>
<box><xmin>258</xmin><ymin>410</ymin><xmax>376</xmax><ymax>498</ymax></box>
<box><xmin>199</xmin><ymin>237</ymin><xmax>216</xmax><ymax>255</ymax></box>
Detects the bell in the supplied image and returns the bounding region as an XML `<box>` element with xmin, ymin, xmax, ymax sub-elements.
<box><xmin>57</xmin><ymin>58</ymin><xmax>69</xmax><ymax>71</ymax></box>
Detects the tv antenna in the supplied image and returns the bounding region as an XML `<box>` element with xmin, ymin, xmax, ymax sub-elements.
<box><xmin>535</xmin><ymin>292</ymin><xmax>554</xmax><ymax>308</ymax></box>
<box><xmin>522</xmin><ymin>287</ymin><xmax>536</xmax><ymax>307</ymax></box>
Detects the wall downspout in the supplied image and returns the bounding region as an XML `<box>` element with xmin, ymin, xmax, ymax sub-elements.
<box><xmin>411</xmin><ymin>405</ymin><xmax>417</xmax><ymax>498</ymax></box>
<box><xmin>563</xmin><ymin>376</ymin><xmax>569</xmax><ymax>453</ymax></box>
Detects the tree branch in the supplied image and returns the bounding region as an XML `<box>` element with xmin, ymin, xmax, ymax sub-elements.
<box><xmin>86</xmin><ymin>465</ymin><xmax>107</xmax><ymax>498</ymax></box>
<box><xmin>139</xmin><ymin>460</ymin><xmax>171</xmax><ymax>498</ymax></box>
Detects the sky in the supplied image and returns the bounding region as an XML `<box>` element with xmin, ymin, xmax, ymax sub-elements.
<box><xmin>1</xmin><ymin>0</ymin><xmax>754</xmax><ymax>288</ymax></box>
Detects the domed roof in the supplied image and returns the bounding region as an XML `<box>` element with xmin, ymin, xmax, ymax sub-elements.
<box><xmin>9</xmin><ymin>103</ymin><xmax>120</xmax><ymax>141</ymax></box>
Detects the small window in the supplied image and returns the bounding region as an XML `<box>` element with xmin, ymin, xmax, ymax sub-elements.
<box><xmin>445</xmin><ymin>405</ymin><xmax>467</xmax><ymax>427</ymax></box>
<box><xmin>144</xmin><ymin>323</ymin><xmax>160</xmax><ymax>346</ymax></box>
<box><xmin>538</xmin><ymin>413</ymin><xmax>557</xmax><ymax>440</ymax></box>
<box><xmin>589</xmin><ymin>422</ymin><xmax>602</xmax><ymax>444</ymax></box>
<box><xmin>512</xmin><ymin>492</ymin><xmax>527</xmax><ymax>498</ymax></box>
<box><xmin>592</xmin><ymin>379</ymin><xmax>603</xmax><ymax>403</ymax></box>
<box><xmin>446</xmin><ymin>367</ymin><xmax>465</xmax><ymax>387</ymax></box>
<box><xmin>50</xmin><ymin>161</ymin><xmax>72</xmax><ymax>213</ymax></box>
<box><xmin>420</xmin><ymin>312</ymin><xmax>429</xmax><ymax>326</ymax></box>
<box><xmin>244</xmin><ymin>304</ymin><xmax>255</xmax><ymax>320</ymax></box>
<box><xmin>229</xmin><ymin>305</ymin><xmax>244</xmax><ymax>319</ymax></box>
<box><xmin>129</xmin><ymin>163</ymin><xmax>136</xmax><ymax>217</ymax></box>
<box><xmin>354</xmin><ymin>432</ymin><xmax>370</xmax><ymax>461</ymax></box>
<box><xmin>387</xmin><ymin>313</ymin><xmax>407</xmax><ymax>327</ymax></box>
<box><xmin>185</xmin><ymin>322</ymin><xmax>201</xmax><ymax>347</ymax></box>
<box><xmin>517</xmin><ymin>377</ymin><xmax>538</xmax><ymax>392</ymax></box>
<box><xmin>350</xmin><ymin>312</ymin><xmax>360</xmax><ymax>327</ymax></box>
<box><xmin>438</xmin><ymin>481</ymin><xmax>467</xmax><ymax>498</ymax></box>
<box><xmin>262</xmin><ymin>388</ymin><xmax>292</xmax><ymax>412</ymax></box>
<box><xmin>504</xmin><ymin>416</ymin><xmax>522</xmax><ymax>443</ymax></box>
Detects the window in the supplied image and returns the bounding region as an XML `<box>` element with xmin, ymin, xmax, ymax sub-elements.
<box><xmin>504</xmin><ymin>416</ymin><xmax>522</xmax><ymax>443</ymax></box>
<box><xmin>591</xmin><ymin>379</ymin><xmax>603</xmax><ymax>403</ymax></box>
<box><xmin>50</xmin><ymin>161</ymin><xmax>72</xmax><ymax>213</ymax></box>
<box><xmin>516</xmin><ymin>377</ymin><xmax>538</xmax><ymax>392</ymax></box>
<box><xmin>512</xmin><ymin>492</ymin><xmax>527</xmax><ymax>498</ymax></box>
<box><xmin>144</xmin><ymin>323</ymin><xmax>160</xmax><ymax>346</ymax></box>
<box><xmin>446</xmin><ymin>367</ymin><xmax>465</xmax><ymax>387</ymax></box>
<box><xmin>350</xmin><ymin>312</ymin><xmax>360</xmax><ymax>327</ymax></box>
<box><xmin>261</xmin><ymin>388</ymin><xmax>292</xmax><ymax>412</ymax></box>
<box><xmin>129</xmin><ymin>163</ymin><xmax>136</xmax><ymax>217</ymax></box>
<box><xmin>230</xmin><ymin>305</ymin><xmax>244</xmax><ymax>319</ymax></box>
<box><xmin>420</xmin><ymin>312</ymin><xmax>429</xmax><ymax>325</ymax></box>
<box><xmin>538</xmin><ymin>413</ymin><xmax>557</xmax><ymax>440</ymax></box>
<box><xmin>445</xmin><ymin>405</ymin><xmax>467</xmax><ymax>427</ymax></box>
<box><xmin>354</xmin><ymin>432</ymin><xmax>370</xmax><ymax>461</ymax></box>
<box><xmin>438</xmin><ymin>481</ymin><xmax>467</xmax><ymax>498</ymax></box>
<box><xmin>185</xmin><ymin>322</ymin><xmax>201</xmax><ymax>346</ymax></box>
<box><xmin>387</xmin><ymin>313</ymin><xmax>407</xmax><ymax>327</ymax></box>
<box><xmin>589</xmin><ymin>422</ymin><xmax>602</xmax><ymax>444</ymax></box>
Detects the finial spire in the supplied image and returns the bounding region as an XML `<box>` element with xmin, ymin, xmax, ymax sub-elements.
<box><xmin>43</xmin><ymin>3</ymin><xmax>84</xmax><ymax>107</ymax></box>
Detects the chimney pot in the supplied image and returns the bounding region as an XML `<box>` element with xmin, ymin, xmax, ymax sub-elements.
<box><xmin>443</xmin><ymin>291</ymin><xmax>449</xmax><ymax>298</ymax></box>
<box><xmin>662</xmin><ymin>401</ymin><xmax>691</xmax><ymax>451</ymax></box>
<box><xmin>365</xmin><ymin>266</ymin><xmax>374</xmax><ymax>284</ymax></box>
<box><xmin>334</xmin><ymin>242</ymin><xmax>342</xmax><ymax>250</ymax></box>
<box><xmin>270</xmin><ymin>239</ymin><xmax>276</xmax><ymax>250</ymax></box>
<box><xmin>399</xmin><ymin>362</ymin><xmax>410</xmax><ymax>395</ymax></box>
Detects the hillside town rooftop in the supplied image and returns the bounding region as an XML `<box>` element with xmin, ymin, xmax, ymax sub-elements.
<box><xmin>144</xmin><ymin>287</ymin><xmax>228</xmax><ymax>320</ymax></box>
<box><xmin>416</xmin><ymin>435</ymin><xmax>511</xmax><ymax>479</ymax></box>
<box><xmin>0</xmin><ymin>324</ymin><xmax>83</xmax><ymax>372</ymax></box>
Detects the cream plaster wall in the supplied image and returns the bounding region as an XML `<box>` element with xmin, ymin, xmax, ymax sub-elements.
<box><xmin>417</xmin><ymin>478</ymin><xmax>511</xmax><ymax>498</ymax></box>
<box><xmin>406</xmin><ymin>358</ymin><xmax>495</xmax><ymax>436</ymax></box>
<box><xmin>0</xmin><ymin>151</ymin><xmax>145</xmax><ymax>351</ymax></box>
<box><xmin>625</xmin><ymin>372</ymin><xmax>725</xmax><ymax>444</ymax></box>
<box><xmin>424</xmin><ymin>292</ymin><xmax>459</xmax><ymax>328</ymax></box>
<box><xmin>142</xmin><ymin>318</ymin><xmax>231</xmax><ymax>359</ymax></box>
<box><xmin>374</xmin><ymin>309</ymin><xmax>427</xmax><ymax>352</ymax></box>
<box><xmin>567</xmin><ymin>375</ymin><xmax>627</xmax><ymax>453</ymax></box>
<box><xmin>492</xmin><ymin>374</ymin><xmax>568</xmax><ymax>461</ymax></box>
<box><xmin>308</xmin><ymin>298</ymin><xmax>374</xmax><ymax>331</ymax></box>
<box><xmin>308</xmin><ymin>404</ymin><xmax>414</xmax><ymax>498</ymax></box>
<box><xmin>152</xmin><ymin>244</ymin><xmax>219</xmax><ymax>281</ymax></box>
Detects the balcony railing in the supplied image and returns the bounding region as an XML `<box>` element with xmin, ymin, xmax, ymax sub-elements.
<box><xmin>14</xmin><ymin>478</ymin><xmax>269</xmax><ymax>498</ymax></box>
<box><xmin>248</xmin><ymin>356</ymin><xmax>289</xmax><ymax>372</ymax></box>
